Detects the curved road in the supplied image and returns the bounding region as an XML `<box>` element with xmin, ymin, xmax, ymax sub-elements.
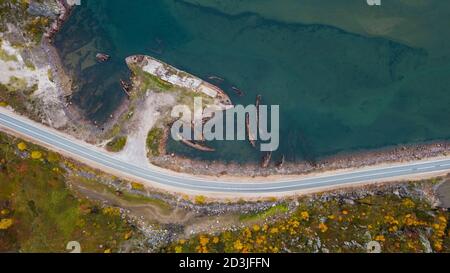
<box><xmin>1</xmin><ymin>112</ymin><xmax>450</xmax><ymax>194</ymax></box>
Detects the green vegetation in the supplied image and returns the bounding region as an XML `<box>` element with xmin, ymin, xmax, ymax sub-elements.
<box><xmin>73</xmin><ymin>176</ymin><xmax>172</xmax><ymax>214</ymax></box>
<box><xmin>24</xmin><ymin>59</ymin><xmax>36</xmax><ymax>71</ymax></box>
<box><xmin>131</xmin><ymin>64</ymin><xmax>214</xmax><ymax>106</ymax></box>
<box><xmin>0</xmin><ymin>77</ymin><xmax>38</xmax><ymax>116</ymax></box>
<box><xmin>24</xmin><ymin>14</ymin><xmax>51</xmax><ymax>43</ymax></box>
<box><xmin>239</xmin><ymin>204</ymin><xmax>289</xmax><ymax>222</ymax></box>
<box><xmin>0</xmin><ymin>0</ymin><xmax>58</xmax><ymax>117</ymax></box>
<box><xmin>0</xmin><ymin>132</ymin><xmax>138</xmax><ymax>252</ymax></box>
<box><xmin>0</xmin><ymin>46</ymin><xmax>18</xmax><ymax>62</ymax></box>
<box><xmin>0</xmin><ymin>83</ymin><xmax>29</xmax><ymax>114</ymax></box>
<box><xmin>6</xmin><ymin>76</ymin><xmax>28</xmax><ymax>91</ymax></box>
<box><xmin>143</xmin><ymin>72</ymin><xmax>174</xmax><ymax>91</ymax></box>
<box><xmin>165</xmin><ymin>184</ymin><xmax>449</xmax><ymax>253</ymax></box>
<box><xmin>106</xmin><ymin>136</ymin><xmax>127</xmax><ymax>152</ymax></box>
<box><xmin>0</xmin><ymin>0</ymin><xmax>53</xmax><ymax>42</ymax></box>
<box><xmin>146</xmin><ymin>127</ymin><xmax>164</xmax><ymax>157</ymax></box>
<box><xmin>129</xmin><ymin>65</ymin><xmax>173</xmax><ymax>95</ymax></box>
<box><xmin>121</xmin><ymin>191</ymin><xmax>171</xmax><ymax>212</ymax></box>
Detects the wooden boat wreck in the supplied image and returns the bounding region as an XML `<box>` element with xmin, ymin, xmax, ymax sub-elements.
<box><xmin>275</xmin><ymin>155</ymin><xmax>285</xmax><ymax>169</ymax></box>
<box><xmin>246</xmin><ymin>113</ymin><xmax>257</xmax><ymax>148</ymax></box>
<box><xmin>180</xmin><ymin>138</ymin><xmax>215</xmax><ymax>152</ymax></box>
<box><xmin>261</xmin><ymin>151</ymin><xmax>272</xmax><ymax>168</ymax></box>
<box><xmin>232</xmin><ymin>86</ymin><xmax>244</xmax><ymax>97</ymax></box>
<box><xmin>120</xmin><ymin>79</ymin><xmax>132</xmax><ymax>97</ymax></box>
<box><xmin>96</xmin><ymin>53</ymin><xmax>111</xmax><ymax>63</ymax></box>
<box><xmin>256</xmin><ymin>94</ymin><xmax>262</xmax><ymax>126</ymax></box>
<box><xmin>208</xmin><ymin>75</ymin><xmax>224</xmax><ymax>83</ymax></box>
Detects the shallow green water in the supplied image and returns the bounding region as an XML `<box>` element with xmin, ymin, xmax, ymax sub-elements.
<box><xmin>55</xmin><ymin>0</ymin><xmax>450</xmax><ymax>163</ymax></box>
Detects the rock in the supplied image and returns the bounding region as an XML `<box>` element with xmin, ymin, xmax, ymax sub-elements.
<box><xmin>27</xmin><ymin>1</ymin><xmax>60</xmax><ymax>19</ymax></box>
<box><xmin>419</xmin><ymin>234</ymin><xmax>433</xmax><ymax>253</ymax></box>
<box><xmin>343</xmin><ymin>198</ymin><xmax>355</xmax><ymax>205</ymax></box>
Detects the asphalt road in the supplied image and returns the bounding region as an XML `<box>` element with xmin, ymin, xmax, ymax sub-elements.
<box><xmin>1</xmin><ymin>112</ymin><xmax>450</xmax><ymax>194</ymax></box>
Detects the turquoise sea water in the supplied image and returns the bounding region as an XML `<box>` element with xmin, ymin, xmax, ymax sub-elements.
<box><xmin>55</xmin><ymin>0</ymin><xmax>450</xmax><ymax>163</ymax></box>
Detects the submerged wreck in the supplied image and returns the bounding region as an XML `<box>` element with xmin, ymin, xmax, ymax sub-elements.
<box><xmin>276</xmin><ymin>155</ymin><xmax>285</xmax><ymax>169</ymax></box>
<box><xmin>120</xmin><ymin>79</ymin><xmax>133</xmax><ymax>97</ymax></box>
<box><xmin>246</xmin><ymin>113</ymin><xmax>257</xmax><ymax>148</ymax></box>
<box><xmin>96</xmin><ymin>53</ymin><xmax>111</xmax><ymax>63</ymax></box>
<box><xmin>180</xmin><ymin>138</ymin><xmax>216</xmax><ymax>152</ymax></box>
<box><xmin>208</xmin><ymin>75</ymin><xmax>224</xmax><ymax>83</ymax></box>
<box><xmin>174</xmin><ymin>132</ymin><xmax>215</xmax><ymax>152</ymax></box>
<box><xmin>256</xmin><ymin>94</ymin><xmax>262</xmax><ymax>126</ymax></box>
<box><xmin>232</xmin><ymin>86</ymin><xmax>244</xmax><ymax>97</ymax></box>
<box><xmin>261</xmin><ymin>151</ymin><xmax>272</xmax><ymax>168</ymax></box>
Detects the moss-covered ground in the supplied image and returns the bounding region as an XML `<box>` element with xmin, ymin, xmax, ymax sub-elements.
<box><xmin>0</xmin><ymin>132</ymin><xmax>140</xmax><ymax>253</ymax></box>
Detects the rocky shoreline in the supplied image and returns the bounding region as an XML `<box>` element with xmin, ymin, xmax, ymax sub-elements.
<box><xmin>40</xmin><ymin>0</ymin><xmax>128</xmax><ymax>143</ymax></box>
<box><xmin>150</xmin><ymin>140</ymin><xmax>450</xmax><ymax>177</ymax></box>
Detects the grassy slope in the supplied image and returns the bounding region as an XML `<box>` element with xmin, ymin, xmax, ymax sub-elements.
<box><xmin>0</xmin><ymin>132</ymin><xmax>138</xmax><ymax>253</ymax></box>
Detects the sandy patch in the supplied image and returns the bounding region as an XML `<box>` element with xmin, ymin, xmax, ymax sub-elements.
<box><xmin>115</xmin><ymin>91</ymin><xmax>175</xmax><ymax>168</ymax></box>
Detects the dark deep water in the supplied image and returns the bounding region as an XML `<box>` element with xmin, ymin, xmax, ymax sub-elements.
<box><xmin>54</xmin><ymin>0</ymin><xmax>450</xmax><ymax>163</ymax></box>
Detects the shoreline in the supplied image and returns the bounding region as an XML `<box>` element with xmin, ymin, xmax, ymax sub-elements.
<box><xmin>39</xmin><ymin>1</ymin><xmax>450</xmax><ymax>186</ymax></box>
<box><xmin>2</xmin><ymin>105</ymin><xmax>450</xmax><ymax>200</ymax></box>
<box><xmin>42</xmin><ymin>0</ymin><xmax>127</xmax><ymax>143</ymax></box>
<box><xmin>151</xmin><ymin>133</ymin><xmax>450</xmax><ymax>178</ymax></box>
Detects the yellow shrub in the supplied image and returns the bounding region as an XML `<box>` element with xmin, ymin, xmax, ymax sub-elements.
<box><xmin>300</xmin><ymin>211</ymin><xmax>310</xmax><ymax>221</ymax></box>
<box><xmin>17</xmin><ymin>142</ymin><xmax>27</xmax><ymax>151</ymax></box>
<box><xmin>175</xmin><ymin>246</ymin><xmax>183</xmax><ymax>253</ymax></box>
<box><xmin>319</xmin><ymin>223</ymin><xmax>328</xmax><ymax>233</ymax></box>
<box><xmin>199</xmin><ymin>236</ymin><xmax>209</xmax><ymax>247</ymax></box>
<box><xmin>102</xmin><ymin>207</ymin><xmax>120</xmax><ymax>216</ymax></box>
<box><xmin>31</xmin><ymin>151</ymin><xmax>42</xmax><ymax>159</ymax></box>
<box><xmin>124</xmin><ymin>231</ymin><xmax>133</xmax><ymax>240</ymax></box>
<box><xmin>234</xmin><ymin>240</ymin><xmax>243</xmax><ymax>251</ymax></box>
<box><xmin>131</xmin><ymin>182</ymin><xmax>144</xmax><ymax>191</ymax></box>
<box><xmin>195</xmin><ymin>195</ymin><xmax>206</xmax><ymax>204</ymax></box>
<box><xmin>0</xmin><ymin>218</ymin><xmax>13</xmax><ymax>230</ymax></box>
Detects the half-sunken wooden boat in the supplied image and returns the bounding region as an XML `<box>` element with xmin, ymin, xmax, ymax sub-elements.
<box><xmin>232</xmin><ymin>86</ymin><xmax>244</xmax><ymax>97</ymax></box>
<box><xmin>96</xmin><ymin>53</ymin><xmax>111</xmax><ymax>63</ymax></box>
<box><xmin>276</xmin><ymin>155</ymin><xmax>285</xmax><ymax>169</ymax></box>
<box><xmin>261</xmin><ymin>151</ymin><xmax>272</xmax><ymax>168</ymax></box>
<box><xmin>180</xmin><ymin>138</ymin><xmax>216</xmax><ymax>152</ymax></box>
<box><xmin>120</xmin><ymin>79</ymin><xmax>132</xmax><ymax>97</ymax></box>
<box><xmin>246</xmin><ymin>113</ymin><xmax>257</xmax><ymax>148</ymax></box>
